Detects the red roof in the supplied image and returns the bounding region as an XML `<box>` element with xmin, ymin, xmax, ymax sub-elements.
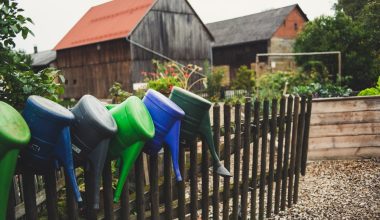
<box><xmin>54</xmin><ymin>0</ymin><xmax>155</xmax><ymax>50</ymax></box>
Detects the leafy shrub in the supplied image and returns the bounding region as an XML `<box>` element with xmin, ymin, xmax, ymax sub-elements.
<box><xmin>0</xmin><ymin>67</ymin><xmax>65</xmax><ymax>110</ymax></box>
<box><xmin>204</xmin><ymin>61</ymin><xmax>224</xmax><ymax>101</ymax></box>
<box><xmin>232</xmin><ymin>65</ymin><xmax>255</xmax><ymax>93</ymax></box>
<box><xmin>358</xmin><ymin>76</ymin><xmax>380</xmax><ymax>96</ymax></box>
<box><xmin>109</xmin><ymin>82</ymin><xmax>132</xmax><ymax>103</ymax></box>
<box><xmin>292</xmin><ymin>82</ymin><xmax>352</xmax><ymax>98</ymax></box>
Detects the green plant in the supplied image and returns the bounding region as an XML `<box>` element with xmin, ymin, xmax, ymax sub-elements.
<box><xmin>109</xmin><ymin>82</ymin><xmax>132</xmax><ymax>104</ymax></box>
<box><xmin>0</xmin><ymin>67</ymin><xmax>65</xmax><ymax>110</ymax></box>
<box><xmin>204</xmin><ymin>61</ymin><xmax>224</xmax><ymax>101</ymax></box>
<box><xmin>232</xmin><ymin>65</ymin><xmax>255</xmax><ymax>93</ymax></box>
<box><xmin>292</xmin><ymin>82</ymin><xmax>352</xmax><ymax>98</ymax></box>
<box><xmin>143</xmin><ymin>60</ymin><xmax>206</xmax><ymax>95</ymax></box>
<box><xmin>358</xmin><ymin>76</ymin><xmax>380</xmax><ymax>96</ymax></box>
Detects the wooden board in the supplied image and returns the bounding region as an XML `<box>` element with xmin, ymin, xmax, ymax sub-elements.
<box><xmin>312</xmin><ymin>96</ymin><xmax>380</xmax><ymax>113</ymax></box>
<box><xmin>309</xmin><ymin>122</ymin><xmax>380</xmax><ymax>138</ymax></box>
<box><xmin>310</xmin><ymin>110</ymin><xmax>380</xmax><ymax>125</ymax></box>
<box><xmin>309</xmin><ymin>134</ymin><xmax>380</xmax><ymax>150</ymax></box>
<box><xmin>308</xmin><ymin>146</ymin><xmax>380</xmax><ymax>160</ymax></box>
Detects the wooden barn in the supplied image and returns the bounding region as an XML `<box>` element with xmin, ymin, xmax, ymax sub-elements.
<box><xmin>206</xmin><ymin>4</ymin><xmax>308</xmax><ymax>78</ymax></box>
<box><xmin>54</xmin><ymin>0</ymin><xmax>213</xmax><ymax>99</ymax></box>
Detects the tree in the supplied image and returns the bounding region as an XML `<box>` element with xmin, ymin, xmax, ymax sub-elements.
<box><xmin>294</xmin><ymin>12</ymin><xmax>378</xmax><ymax>90</ymax></box>
<box><xmin>334</xmin><ymin>0</ymin><xmax>370</xmax><ymax>19</ymax></box>
<box><xmin>0</xmin><ymin>0</ymin><xmax>64</xmax><ymax>110</ymax></box>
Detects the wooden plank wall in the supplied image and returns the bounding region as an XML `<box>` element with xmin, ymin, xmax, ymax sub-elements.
<box><xmin>129</xmin><ymin>0</ymin><xmax>213</xmax><ymax>83</ymax></box>
<box><xmin>56</xmin><ymin>39</ymin><xmax>131</xmax><ymax>98</ymax></box>
<box><xmin>308</xmin><ymin>96</ymin><xmax>380</xmax><ymax>160</ymax></box>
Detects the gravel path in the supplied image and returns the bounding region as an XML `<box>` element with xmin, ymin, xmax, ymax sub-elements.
<box><xmin>274</xmin><ymin>159</ymin><xmax>380</xmax><ymax>219</ymax></box>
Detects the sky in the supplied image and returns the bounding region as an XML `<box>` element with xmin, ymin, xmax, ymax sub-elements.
<box><xmin>14</xmin><ymin>0</ymin><xmax>336</xmax><ymax>53</ymax></box>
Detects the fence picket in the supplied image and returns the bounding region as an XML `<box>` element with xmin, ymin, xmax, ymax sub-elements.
<box><xmin>213</xmin><ymin>104</ymin><xmax>221</xmax><ymax>220</ymax></box>
<box><xmin>288</xmin><ymin>96</ymin><xmax>300</xmax><ymax>208</ymax></box>
<box><xmin>202</xmin><ymin>139</ymin><xmax>210</xmax><ymax>219</ymax></box>
<box><xmin>222</xmin><ymin>104</ymin><xmax>232</xmax><ymax>220</ymax></box>
<box><xmin>250</xmin><ymin>100</ymin><xmax>261</xmax><ymax>220</ymax></box>
<box><xmin>103</xmin><ymin>159</ymin><xmax>114</xmax><ymax>220</ymax></box>
<box><xmin>136</xmin><ymin>153</ymin><xmax>145</xmax><ymax>220</ymax></box>
<box><xmin>190</xmin><ymin>138</ymin><xmax>198</xmax><ymax>220</ymax></box>
<box><xmin>178</xmin><ymin>144</ymin><xmax>186</xmax><ymax>220</ymax></box>
<box><xmin>120</xmin><ymin>171</ymin><xmax>130</xmax><ymax>220</ymax></box>
<box><xmin>45</xmin><ymin>169</ymin><xmax>59</xmax><ymax>220</ymax></box>
<box><xmin>294</xmin><ymin>96</ymin><xmax>306</xmax><ymax>204</ymax></box>
<box><xmin>232</xmin><ymin>102</ymin><xmax>241</xmax><ymax>220</ymax></box>
<box><xmin>301</xmin><ymin>96</ymin><xmax>313</xmax><ymax>176</ymax></box>
<box><xmin>267</xmin><ymin>99</ymin><xmax>278</xmax><ymax>217</ymax></box>
<box><xmin>259</xmin><ymin>100</ymin><xmax>269</xmax><ymax>220</ymax></box>
<box><xmin>149</xmin><ymin>154</ymin><xmax>159</xmax><ymax>220</ymax></box>
<box><xmin>281</xmin><ymin>96</ymin><xmax>294</xmax><ymax>211</ymax></box>
<box><xmin>274</xmin><ymin>97</ymin><xmax>286</xmax><ymax>214</ymax></box>
<box><xmin>164</xmin><ymin>147</ymin><xmax>173</xmax><ymax>220</ymax></box>
<box><xmin>241</xmin><ymin>98</ymin><xmax>252</xmax><ymax>220</ymax></box>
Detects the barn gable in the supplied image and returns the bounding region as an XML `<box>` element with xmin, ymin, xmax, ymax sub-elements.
<box><xmin>129</xmin><ymin>0</ymin><xmax>214</xmax><ymax>82</ymax></box>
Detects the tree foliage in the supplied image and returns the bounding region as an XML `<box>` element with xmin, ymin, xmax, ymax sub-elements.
<box><xmin>334</xmin><ymin>0</ymin><xmax>369</xmax><ymax>19</ymax></box>
<box><xmin>294</xmin><ymin>10</ymin><xmax>379</xmax><ymax>90</ymax></box>
<box><xmin>0</xmin><ymin>0</ymin><xmax>64</xmax><ymax>110</ymax></box>
<box><xmin>231</xmin><ymin>65</ymin><xmax>255</xmax><ymax>93</ymax></box>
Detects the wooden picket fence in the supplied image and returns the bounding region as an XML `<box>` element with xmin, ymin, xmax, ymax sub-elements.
<box><xmin>7</xmin><ymin>95</ymin><xmax>312</xmax><ymax>220</ymax></box>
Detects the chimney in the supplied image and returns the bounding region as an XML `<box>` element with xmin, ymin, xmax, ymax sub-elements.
<box><xmin>34</xmin><ymin>46</ymin><xmax>38</xmax><ymax>54</ymax></box>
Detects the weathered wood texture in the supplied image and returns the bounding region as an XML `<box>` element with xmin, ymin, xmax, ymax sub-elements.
<box><xmin>130</xmin><ymin>0</ymin><xmax>213</xmax><ymax>83</ymax></box>
<box><xmin>308</xmin><ymin>96</ymin><xmax>380</xmax><ymax>160</ymax></box>
<box><xmin>57</xmin><ymin>39</ymin><xmax>132</xmax><ymax>98</ymax></box>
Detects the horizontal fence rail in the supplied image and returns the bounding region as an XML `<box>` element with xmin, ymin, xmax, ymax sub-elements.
<box><xmin>7</xmin><ymin>96</ymin><xmax>312</xmax><ymax>220</ymax></box>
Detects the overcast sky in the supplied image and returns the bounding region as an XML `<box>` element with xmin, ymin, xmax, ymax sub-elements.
<box><xmin>14</xmin><ymin>0</ymin><xmax>336</xmax><ymax>53</ymax></box>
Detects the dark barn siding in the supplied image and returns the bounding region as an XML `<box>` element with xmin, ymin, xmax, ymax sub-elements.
<box><xmin>212</xmin><ymin>40</ymin><xmax>268</xmax><ymax>78</ymax></box>
<box><xmin>130</xmin><ymin>0</ymin><xmax>213</xmax><ymax>83</ymax></box>
<box><xmin>57</xmin><ymin>39</ymin><xmax>131</xmax><ymax>98</ymax></box>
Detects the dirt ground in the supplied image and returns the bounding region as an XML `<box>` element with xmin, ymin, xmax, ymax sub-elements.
<box><xmin>272</xmin><ymin>159</ymin><xmax>380</xmax><ymax>219</ymax></box>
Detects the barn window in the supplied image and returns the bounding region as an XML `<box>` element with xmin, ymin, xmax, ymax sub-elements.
<box><xmin>65</xmin><ymin>79</ymin><xmax>68</xmax><ymax>85</ymax></box>
<box><xmin>73</xmin><ymin>79</ymin><xmax>77</xmax><ymax>85</ymax></box>
<box><xmin>294</xmin><ymin>23</ymin><xmax>298</xmax><ymax>31</ymax></box>
<box><xmin>283</xmin><ymin>21</ymin><xmax>286</xmax><ymax>26</ymax></box>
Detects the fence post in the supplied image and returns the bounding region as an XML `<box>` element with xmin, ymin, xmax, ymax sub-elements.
<box><xmin>213</xmin><ymin>104</ymin><xmax>221</xmax><ymax>220</ymax></box>
<box><xmin>250</xmin><ymin>100</ymin><xmax>260</xmax><ymax>220</ymax></box>
<box><xmin>232</xmin><ymin>101</ymin><xmax>241</xmax><ymax>220</ymax></box>
<box><xmin>281</xmin><ymin>96</ymin><xmax>293</xmax><ymax>211</ymax></box>
<box><xmin>274</xmin><ymin>96</ymin><xmax>286</xmax><ymax>214</ymax></box>
<box><xmin>120</xmin><ymin>170</ymin><xmax>130</xmax><ymax>220</ymax></box>
<box><xmin>85</xmin><ymin>169</ymin><xmax>97</xmax><ymax>219</ymax></box>
<box><xmin>259</xmin><ymin>100</ymin><xmax>269</xmax><ymax>220</ymax></box>
<box><xmin>267</xmin><ymin>99</ymin><xmax>278</xmax><ymax>217</ymax></box>
<box><xmin>241</xmin><ymin>98</ymin><xmax>252</xmax><ymax>220</ymax></box>
<box><xmin>222</xmin><ymin>104</ymin><xmax>232</xmax><ymax>220</ymax></box>
<box><xmin>293</xmin><ymin>96</ymin><xmax>306</xmax><ymax>204</ymax></box>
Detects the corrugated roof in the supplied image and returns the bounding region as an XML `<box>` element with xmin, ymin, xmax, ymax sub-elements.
<box><xmin>206</xmin><ymin>4</ymin><xmax>307</xmax><ymax>47</ymax></box>
<box><xmin>54</xmin><ymin>0</ymin><xmax>155</xmax><ymax>50</ymax></box>
<box><xmin>31</xmin><ymin>50</ymin><xmax>57</xmax><ymax>66</ymax></box>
